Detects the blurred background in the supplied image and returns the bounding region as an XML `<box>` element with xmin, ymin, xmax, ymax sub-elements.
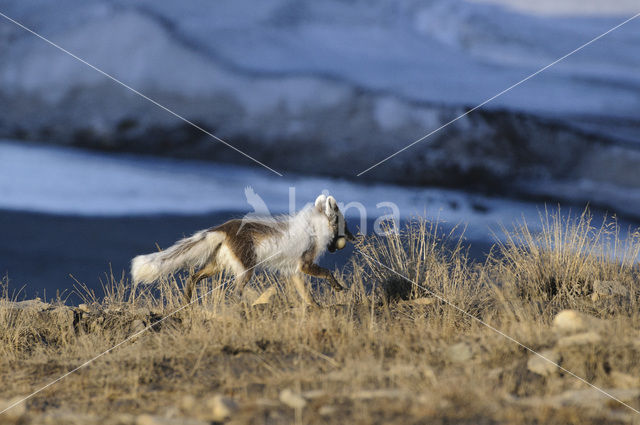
<box><xmin>0</xmin><ymin>0</ymin><xmax>638</xmax><ymax>300</ymax></box>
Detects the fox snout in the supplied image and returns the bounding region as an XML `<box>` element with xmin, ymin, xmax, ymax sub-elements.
<box><xmin>328</xmin><ymin>222</ymin><xmax>355</xmax><ymax>253</ymax></box>
<box><xmin>344</xmin><ymin>226</ymin><xmax>356</xmax><ymax>242</ymax></box>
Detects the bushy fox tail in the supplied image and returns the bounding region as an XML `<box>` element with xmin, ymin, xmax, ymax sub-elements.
<box><xmin>131</xmin><ymin>229</ymin><xmax>224</xmax><ymax>284</ymax></box>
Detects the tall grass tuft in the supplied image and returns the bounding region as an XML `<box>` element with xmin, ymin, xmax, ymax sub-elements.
<box><xmin>354</xmin><ymin>218</ymin><xmax>490</xmax><ymax>328</ymax></box>
<box><xmin>491</xmin><ymin>207</ymin><xmax>640</xmax><ymax>317</ymax></box>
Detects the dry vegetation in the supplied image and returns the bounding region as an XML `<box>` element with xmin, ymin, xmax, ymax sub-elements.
<box><xmin>2</xmin><ymin>209</ymin><xmax>640</xmax><ymax>424</ymax></box>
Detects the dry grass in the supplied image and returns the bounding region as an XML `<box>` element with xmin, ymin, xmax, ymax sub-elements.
<box><xmin>1</xmin><ymin>208</ymin><xmax>640</xmax><ymax>424</ymax></box>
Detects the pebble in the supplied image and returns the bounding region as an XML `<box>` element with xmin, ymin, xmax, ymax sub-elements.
<box><xmin>279</xmin><ymin>389</ymin><xmax>307</xmax><ymax>409</ymax></box>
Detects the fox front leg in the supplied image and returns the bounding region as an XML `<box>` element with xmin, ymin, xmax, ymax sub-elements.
<box><xmin>301</xmin><ymin>262</ymin><xmax>345</xmax><ymax>292</ymax></box>
<box><xmin>291</xmin><ymin>274</ymin><xmax>320</xmax><ymax>306</ymax></box>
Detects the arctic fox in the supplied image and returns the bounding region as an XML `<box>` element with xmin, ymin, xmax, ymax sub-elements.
<box><xmin>131</xmin><ymin>194</ymin><xmax>354</xmax><ymax>304</ymax></box>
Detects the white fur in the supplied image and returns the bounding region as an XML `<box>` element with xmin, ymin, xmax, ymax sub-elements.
<box><xmin>253</xmin><ymin>204</ymin><xmax>333</xmax><ymax>275</ymax></box>
<box><xmin>217</xmin><ymin>244</ymin><xmax>246</xmax><ymax>276</ymax></box>
<box><xmin>131</xmin><ymin>230</ymin><xmax>224</xmax><ymax>284</ymax></box>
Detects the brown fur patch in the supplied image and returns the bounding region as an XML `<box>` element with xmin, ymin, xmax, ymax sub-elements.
<box><xmin>209</xmin><ymin>219</ymin><xmax>284</xmax><ymax>270</ymax></box>
<box><xmin>301</xmin><ymin>244</ymin><xmax>318</xmax><ymax>266</ymax></box>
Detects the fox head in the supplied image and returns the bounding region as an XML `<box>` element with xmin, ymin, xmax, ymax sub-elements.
<box><xmin>314</xmin><ymin>194</ymin><xmax>355</xmax><ymax>253</ymax></box>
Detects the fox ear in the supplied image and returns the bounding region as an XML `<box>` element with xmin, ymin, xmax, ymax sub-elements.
<box><xmin>315</xmin><ymin>194</ymin><xmax>327</xmax><ymax>212</ymax></box>
<box><xmin>325</xmin><ymin>196</ymin><xmax>337</xmax><ymax>215</ymax></box>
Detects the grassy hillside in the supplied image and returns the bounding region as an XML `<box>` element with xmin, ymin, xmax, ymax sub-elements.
<box><xmin>1</xmin><ymin>209</ymin><xmax>640</xmax><ymax>424</ymax></box>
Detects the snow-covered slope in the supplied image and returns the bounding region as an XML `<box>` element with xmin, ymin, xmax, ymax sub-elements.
<box><xmin>3</xmin><ymin>1</ymin><xmax>638</xmax><ymax>116</ymax></box>
<box><xmin>0</xmin><ymin>0</ymin><xmax>639</xmax><ymax>211</ymax></box>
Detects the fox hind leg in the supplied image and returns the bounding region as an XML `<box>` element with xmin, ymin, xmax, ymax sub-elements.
<box><xmin>233</xmin><ymin>269</ymin><xmax>254</xmax><ymax>300</ymax></box>
<box><xmin>184</xmin><ymin>262</ymin><xmax>216</xmax><ymax>304</ymax></box>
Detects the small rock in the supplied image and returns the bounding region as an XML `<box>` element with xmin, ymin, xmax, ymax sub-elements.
<box><xmin>40</xmin><ymin>411</ymin><xmax>99</xmax><ymax>424</ymax></box>
<box><xmin>301</xmin><ymin>390</ymin><xmax>325</xmax><ymax>399</ymax></box>
<box><xmin>165</xmin><ymin>406</ymin><xmax>182</xmax><ymax>418</ymax></box>
<box><xmin>255</xmin><ymin>398</ymin><xmax>280</xmax><ymax>408</ymax></box>
<box><xmin>206</xmin><ymin>395</ymin><xmax>238</xmax><ymax>421</ymax></box>
<box><xmin>527</xmin><ymin>349</ymin><xmax>560</xmax><ymax>376</ymax></box>
<box><xmin>136</xmin><ymin>414</ymin><xmax>209</xmax><ymax>425</ymax></box>
<box><xmin>408</xmin><ymin>297</ymin><xmax>436</xmax><ymax>305</ymax></box>
<box><xmin>351</xmin><ymin>389</ymin><xmax>407</xmax><ymax>399</ymax></box>
<box><xmin>136</xmin><ymin>414</ymin><xmax>158</xmax><ymax>425</ymax></box>
<box><xmin>610</xmin><ymin>371</ymin><xmax>640</xmax><ymax>389</ymax></box>
<box><xmin>180</xmin><ymin>395</ymin><xmax>196</xmax><ymax>411</ymax></box>
<box><xmin>318</xmin><ymin>405</ymin><xmax>336</xmax><ymax>416</ymax></box>
<box><xmin>130</xmin><ymin>319</ymin><xmax>147</xmax><ymax>334</ymax></box>
<box><xmin>0</xmin><ymin>396</ymin><xmax>27</xmax><ymax>422</ymax></box>
<box><xmin>11</xmin><ymin>299</ymin><xmax>50</xmax><ymax>311</ymax></box>
<box><xmin>557</xmin><ymin>331</ymin><xmax>602</xmax><ymax>347</ymax></box>
<box><xmin>113</xmin><ymin>413</ymin><xmax>137</xmax><ymax>424</ymax></box>
<box><xmin>515</xmin><ymin>388</ymin><xmax>640</xmax><ymax>411</ymax></box>
<box><xmin>386</xmin><ymin>364</ymin><xmax>417</xmax><ymax>377</ymax></box>
<box><xmin>487</xmin><ymin>367</ymin><xmax>503</xmax><ymax>380</ymax></box>
<box><xmin>591</xmin><ymin>280</ymin><xmax>629</xmax><ymax>302</ymax></box>
<box><xmin>446</xmin><ymin>342</ymin><xmax>473</xmax><ymax>363</ymax></box>
<box><xmin>279</xmin><ymin>389</ymin><xmax>307</xmax><ymax>409</ymax></box>
<box><xmin>554</xmin><ymin>388</ymin><xmax>640</xmax><ymax>408</ymax></box>
<box><xmin>552</xmin><ymin>310</ymin><xmax>604</xmax><ymax>335</ymax></box>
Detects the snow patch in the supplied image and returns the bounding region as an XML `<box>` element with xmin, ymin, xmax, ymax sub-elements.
<box><xmin>0</xmin><ymin>139</ymin><xmax>574</xmax><ymax>241</ymax></box>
